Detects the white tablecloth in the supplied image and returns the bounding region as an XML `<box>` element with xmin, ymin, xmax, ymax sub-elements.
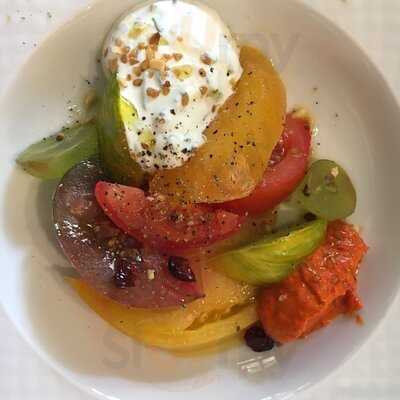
<box><xmin>0</xmin><ymin>0</ymin><xmax>399</xmax><ymax>399</ymax></box>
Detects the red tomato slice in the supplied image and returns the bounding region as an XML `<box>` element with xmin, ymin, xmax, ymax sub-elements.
<box><xmin>220</xmin><ymin>113</ymin><xmax>312</xmax><ymax>215</ymax></box>
<box><xmin>95</xmin><ymin>182</ymin><xmax>243</xmax><ymax>253</ymax></box>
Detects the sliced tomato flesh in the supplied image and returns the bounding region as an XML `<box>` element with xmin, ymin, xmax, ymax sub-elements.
<box><xmin>220</xmin><ymin>113</ymin><xmax>312</xmax><ymax>215</ymax></box>
<box><xmin>95</xmin><ymin>182</ymin><xmax>244</xmax><ymax>253</ymax></box>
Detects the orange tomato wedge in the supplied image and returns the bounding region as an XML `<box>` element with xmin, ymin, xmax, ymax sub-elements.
<box><xmin>150</xmin><ymin>46</ymin><xmax>287</xmax><ymax>204</ymax></box>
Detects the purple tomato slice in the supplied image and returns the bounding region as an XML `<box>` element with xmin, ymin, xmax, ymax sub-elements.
<box><xmin>53</xmin><ymin>159</ymin><xmax>203</xmax><ymax>308</ymax></box>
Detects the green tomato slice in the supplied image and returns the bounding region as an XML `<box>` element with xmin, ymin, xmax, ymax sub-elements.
<box><xmin>214</xmin><ymin>219</ymin><xmax>327</xmax><ymax>285</ymax></box>
<box><xmin>16</xmin><ymin>120</ymin><xmax>98</xmax><ymax>180</ymax></box>
<box><xmin>294</xmin><ymin>160</ymin><xmax>357</xmax><ymax>221</ymax></box>
<box><xmin>97</xmin><ymin>75</ymin><xmax>146</xmax><ymax>187</ymax></box>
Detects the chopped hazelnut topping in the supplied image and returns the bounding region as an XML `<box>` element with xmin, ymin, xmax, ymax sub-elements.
<box><xmin>140</xmin><ymin>59</ymin><xmax>150</xmax><ymax>71</ymax></box>
<box><xmin>133</xmin><ymin>66</ymin><xmax>142</xmax><ymax>76</ymax></box>
<box><xmin>138</xmin><ymin>42</ymin><xmax>147</xmax><ymax>50</ymax></box>
<box><xmin>200</xmin><ymin>53</ymin><xmax>214</xmax><ymax>65</ymax></box>
<box><xmin>160</xmin><ymin>70</ymin><xmax>168</xmax><ymax>80</ymax></box>
<box><xmin>162</xmin><ymin>86</ymin><xmax>170</xmax><ymax>96</ymax></box>
<box><xmin>199</xmin><ymin>68</ymin><xmax>206</xmax><ymax>77</ymax></box>
<box><xmin>161</xmin><ymin>81</ymin><xmax>171</xmax><ymax>96</ymax></box>
<box><xmin>126</xmin><ymin>74</ymin><xmax>132</xmax><ymax>81</ymax></box>
<box><xmin>149</xmin><ymin>58</ymin><xmax>166</xmax><ymax>71</ymax></box>
<box><xmin>149</xmin><ymin>43</ymin><xmax>159</xmax><ymax>52</ymax></box>
<box><xmin>173</xmin><ymin>53</ymin><xmax>183</xmax><ymax>61</ymax></box>
<box><xmin>181</xmin><ymin>93</ymin><xmax>189</xmax><ymax>106</ymax></box>
<box><xmin>122</xmin><ymin>46</ymin><xmax>130</xmax><ymax>54</ymax></box>
<box><xmin>129</xmin><ymin>48</ymin><xmax>138</xmax><ymax>58</ymax></box>
<box><xmin>109</xmin><ymin>58</ymin><xmax>118</xmax><ymax>73</ymax></box>
<box><xmin>162</xmin><ymin>54</ymin><xmax>173</xmax><ymax>61</ymax></box>
<box><xmin>133</xmin><ymin>78</ymin><xmax>143</xmax><ymax>87</ymax></box>
<box><xmin>278</xmin><ymin>294</ymin><xmax>288</xmax><ymax>302</ymax></box>
<box><xmin>147</xmin><ymin>269</ymin><xmax>156</xmax><ymax>280</ymax></box>
<box><xmin>200</xmin><ymin>86</ymin><xmax>208</xmax><ymax>96</ymax></box>
<box><xmin>149</xmin><ymin>32</ymin><xmax>161</xmax><ymax>45</ymax></box>
<box><xmin>120</xmin><ymin>54</ymin><xmax>128</xmax><ymax>64</ymax></box>
<box><xmin>129</xmin><ymin>57</ymin><xmax>139</xmax><ymax>65</ymax></box>
<box><xmin>147</xmin><ymin>88</ymin><xmax>160</xmax><ymax>98</ymax></box>
<box><xmin>146</xmin><ymin>47</ymin><xmax>155</xmax><ymax>61</ymax></box>
<box><xmin>177</xmin><ymin>36</ymin><xmax>183</xmax><ymax>42</ymax></box>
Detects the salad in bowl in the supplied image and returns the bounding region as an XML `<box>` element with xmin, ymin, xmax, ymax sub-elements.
<box><xmin>16</xmin><ymin>0</ymin><xmax>368</xmax><ymax>354</ymax></box>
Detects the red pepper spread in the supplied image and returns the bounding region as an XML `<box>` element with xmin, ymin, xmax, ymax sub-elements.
<box><xmin>258</xmin><ymin>220</ymin><xmax>368</xmax><ymax>344</ymax></box>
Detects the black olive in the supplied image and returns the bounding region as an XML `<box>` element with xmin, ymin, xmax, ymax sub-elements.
<box><xmin>168</xmin><ymin>256</ymin><xmax>196</xmax><ymax>282</ymax></box>
<box><xmin>113</xmin><ymin>257</ymin><xmax>135</xmax><ymax>288</ymax></box>
<box><xmin>244</xmin><ymin>324</ymin><xmax>275</xmax><ymax>352</ymax></box>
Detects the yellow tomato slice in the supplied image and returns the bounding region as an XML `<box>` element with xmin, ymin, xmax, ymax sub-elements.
<box><xmin>150</xmin><ymin>46</ymin><xmax>287</xmax><ymax>203</ymax></box>
<box><xmin>69</xmin><ymin>267</ymin><xmax>258</xmax><ymax>351</ymax></box>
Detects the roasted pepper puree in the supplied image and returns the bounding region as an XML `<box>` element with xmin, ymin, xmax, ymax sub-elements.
<box><xmin>258</xmin><ymin>221</ymin><xmax>368</xmax><ymax>343</ymax></box>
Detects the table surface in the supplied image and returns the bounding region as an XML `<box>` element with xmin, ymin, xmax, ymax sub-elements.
<box><xmin>1</xmin><ymin>0</ymin><xmax>400</xmax><ymax>399</ymax></box>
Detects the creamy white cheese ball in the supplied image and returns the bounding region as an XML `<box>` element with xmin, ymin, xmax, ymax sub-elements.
<box><xmin>102</xmin><ymin>0</ymin><xmax>242</xmax><ymax>172</ymax></box>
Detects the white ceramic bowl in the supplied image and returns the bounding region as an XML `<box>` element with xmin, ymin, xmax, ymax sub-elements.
<box><xmin>1</xmin><ymin>0</ymin><xmax>400</xmax><ymax>399</ymax></box>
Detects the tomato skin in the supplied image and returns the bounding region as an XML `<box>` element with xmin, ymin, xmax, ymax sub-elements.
<box><xmin>95</xmin><ymin>182</ymin><xmax>243</xmax><ymax>253</ymax></box>
<box><xmin>220</xmin><ymin>113</ymin><xmax>312</xmax><ymax>215</ymax></box>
